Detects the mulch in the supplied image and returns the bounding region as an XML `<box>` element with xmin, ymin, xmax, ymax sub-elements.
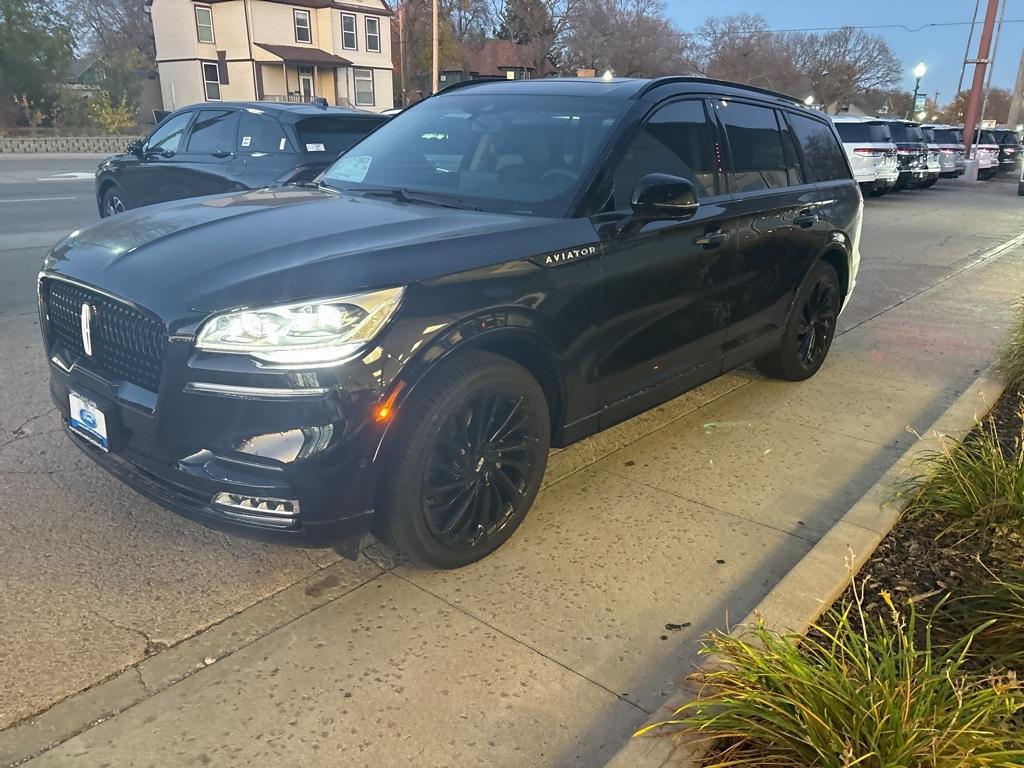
<box><xmin>810</xmin><ymin>386</ymin><xmax>1024</xmax><ymax>653</ymax></box>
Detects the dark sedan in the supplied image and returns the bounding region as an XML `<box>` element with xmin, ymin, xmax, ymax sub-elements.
<box><xmin>96</xmin><ymin>102</ymin><xmax>386</xmax><ymax>217</ymax></box>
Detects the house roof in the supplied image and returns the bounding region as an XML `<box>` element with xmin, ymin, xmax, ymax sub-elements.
<box><xmin>69</xmin><ymin>57</ymin><xmax>100</xmax><ymax>82</ymax></box>
<box><xmin>255</xmin><ymin>43</ymin><xmax>353</xmax><ymax>66</ymax></box>
<box><xmin>444</xmin><ymin>40</ymin><xmax>556</xmax><ymax>77</ymax></box>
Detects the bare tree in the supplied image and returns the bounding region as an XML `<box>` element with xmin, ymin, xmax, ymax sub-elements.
<box><xmin>788</xmin><ymin>26</ymin><xmax>900</xmax><ymax>113</ymax></box>
<box><xmin>564</xmin><ymin>0</ymin><xmax>689</xmax><ymax>77</ymax></box>
<box><xmin>446</xmin><ymin>0</ymin><xmax>491</xmax><ymax>42</ymax></box>
<box><xmin>67</xmin><ymin>0</ymin><xmax>154</xmax><ymax>62</ymax></box>
<box><xmin>689</xmin><ymin>14</ymin><xmax>807</xmax><ymax>97</ymax></box>
<box><xmin>492</xmin><ymin>0</ymin><xmax>579</xmax><ymax>73</ymax></box>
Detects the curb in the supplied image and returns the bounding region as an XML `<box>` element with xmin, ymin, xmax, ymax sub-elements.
<box><xmin>604</xmin><ymin>368</ymin><xmax>1006</xmax><ymax>768</ymax></box>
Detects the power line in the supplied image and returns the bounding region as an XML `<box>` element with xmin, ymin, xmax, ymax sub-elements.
<box><xmin>680</xmin><ymin>19</ymin><xmax>1024</xmax><ymax>36</ymax></box>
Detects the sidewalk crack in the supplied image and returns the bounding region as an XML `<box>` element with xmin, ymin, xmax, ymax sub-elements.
<box><xmin>394</xmin><ymin>574</ymin><xmax>652</xmax><ymax>716</ymax></box>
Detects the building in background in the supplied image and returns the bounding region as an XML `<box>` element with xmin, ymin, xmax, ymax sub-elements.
<box><xmin>440</xmin><ymin>39</ymin><xmax>556</xmax><ymax>86</ymax></box>
<box><xmin>149</xmin><ymin>0</ymin><xmax>394</xmax><ymax>112</ymax></box>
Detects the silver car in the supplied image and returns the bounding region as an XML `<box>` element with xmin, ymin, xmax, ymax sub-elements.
<box><xmin>921</xmin><ymin>125</ymin><xmax>965</xmax><ymax>179</ymax></box>
<box><xmin>832</xmin><ymin>115</ymin><xmax>899</xmax><ymax>197</ymax></box>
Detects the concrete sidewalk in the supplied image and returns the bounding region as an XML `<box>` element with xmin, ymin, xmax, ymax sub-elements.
<box><xmin>6</xmin><ymin>220</ymin><xmax>1023</xmax><ymax>765</ymax></box>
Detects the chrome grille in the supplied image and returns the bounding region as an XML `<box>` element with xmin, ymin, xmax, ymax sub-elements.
<box><xmin>45</xmin><ymin>280</ymin><xmax>166</xmax><ymax>392</ymax></box>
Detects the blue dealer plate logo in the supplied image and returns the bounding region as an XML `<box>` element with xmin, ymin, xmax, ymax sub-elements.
<box><xmin>79</xmin><ymin>408</ymin><xmax>98</xmax><ymax>430</ymax></box>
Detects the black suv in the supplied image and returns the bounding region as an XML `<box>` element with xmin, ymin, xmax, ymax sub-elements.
<box><xmin>994</xmin><ymin>129</ymin><xmax>1022</xmax><ymax>175</ymax></box>
<box><xmin>884</xmin><ymin>119</ymin><xmax>930</xmax><ymax>190</ymax></box>
<box><xmin>42</xmin><ymin>77</ymin><xmax>862</xmax><ymax>568</ymax></box>
<box><xmin>95</xmin><ymin>102</ymin><xmax>386</xmax><ymax>217</ymax></box>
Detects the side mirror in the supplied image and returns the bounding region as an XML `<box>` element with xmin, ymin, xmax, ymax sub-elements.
<box><xmin>631</xmin><ymin>173</ymin><xmax>700</xmax><ymax>220</ymax></box>
<box><xmin>126</xmin><ymin>138</ymin><xmax>144</xmax><ymax>156</ymax></box>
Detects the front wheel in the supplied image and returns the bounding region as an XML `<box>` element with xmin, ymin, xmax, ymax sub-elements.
<box><xmin>100</xmin><ymin>185</ymin><xmax>128</xmax><ymax>217</ymax></box>
<box><xmin>376</xmin><ymin>350</ymin><xmax>550</xmax><ymax>568</ymax></box>
<box><xmin>756</xmin><ymin>261</ymin><xmax>841</xmax><ymax>381</ymax></box>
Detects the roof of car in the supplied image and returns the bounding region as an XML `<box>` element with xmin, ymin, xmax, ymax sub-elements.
<box><xmin>831</xmin><ymin>114</ymin><xmax>887</xmax><ymax>124</ymax></box>
<box><xmin>436</xmin><ymin>76</ymin><xmax>808</xmax><ymax>108</ymax></box>
<box><xmin>182</xmin><ymin>102</ymin><xmax>386</xmax><ymax>120</ymax></box>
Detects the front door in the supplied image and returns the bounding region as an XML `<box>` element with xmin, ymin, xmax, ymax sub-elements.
<box><xmin>298</xmin><ymin>66</ymin><xmax>314</xmax><ymax>102</ymax></box>
<box><xmin>595</xmin><ymin>98</ymin><xmax>736</xmax><ymax>425</ymax></box>
<box><xmin>118</xmin><ymin>110</ymin><xmax>194</xmax><ymax>207</ymax></box>
<box><xmin>173</xmin><ymin>108</ymin><xmax>241</xmax><ymax>199</ymax></box>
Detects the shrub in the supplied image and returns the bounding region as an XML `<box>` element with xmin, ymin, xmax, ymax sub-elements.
<box><xmin>900</xmin><ymin>411</ymin><xmax>1024</xmax><ymax>533</ymax></box>
<box><xmin>935</xmin><ymin>568</ymin><xmax>1024</xmax><ymax>673</ymax></box>
<box><xmin>644</xmin><ymin>593</ymin><xmax>1024</xmax><ymax>768</ymax></box>
<box><xmin>996</xmin><ymin>298</ymin><xmax>1024</xmax><ymax>392</ymax></box>
<box><xmin>88</xmin><ymin>94</ymin><xmax>135</xmax><ymax>134</ymax></box>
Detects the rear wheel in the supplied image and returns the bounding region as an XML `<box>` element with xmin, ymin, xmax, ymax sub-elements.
<box><xmin>376</xmin><ymin>350</ymin><xmax>550</xmax><ymax>568</ymax></box>
<box><xmin>100</xmin><ymin>185</ymin><xmax>128</xmax><ymax>217</ymax></box>
<box><xmin>868</xmin><ymin>188</ymin><xmax>888</xmax><ymax>197</ymax></box>
<box><xmin>756</xmin><ymin>261</ymin><xmax>841</xmax><ymax>381</ymax></box>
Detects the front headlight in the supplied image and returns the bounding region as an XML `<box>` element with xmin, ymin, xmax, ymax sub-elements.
<box><xmin>195</xmin><ymin>287</ymin><xmax>404</xmax><ymax>365</ymax></box>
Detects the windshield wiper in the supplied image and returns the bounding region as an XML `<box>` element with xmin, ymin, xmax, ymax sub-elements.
<box><xmin>355</xmin><ymin>187</ymin><xmax>480</xmax><ymax>211</ymax></box>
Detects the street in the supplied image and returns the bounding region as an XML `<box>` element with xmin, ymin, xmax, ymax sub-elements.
<box><xmin>2</xmin><ymin>154</ymin><xmax>1023</xmax><ymax>766</ymax></box>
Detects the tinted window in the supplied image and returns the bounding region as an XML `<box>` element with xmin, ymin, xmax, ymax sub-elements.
<box><xmin>611</xmin><ymin>100</ymin><xmax>716</xmax><ymax>208</ymax></box>
<box><xmin>145</xmin><ymin>110</ymin><xmax>192</xmax><ymax>153</ymax></box>
<box><xmin>921</xmin><ymin>127</ymin><xmax>936</xmax><ymax>142</ymax></box>
<box><xmin>789</xmin><ymin>113</ymin><xmax>849</xmax><ymax>182</ymax></box>
<box><xmin>321</xmin><ymin>93</ymin><xmax>629</xmax><ymax>217</ymax></box>
<box><xmin>835</xmin><ymin>122</ymin><xmax>869</xmax><ymax>143</ymax></box>
<box><xmin>932</xmin><ymin>129</ymin><xmax>959</xmax><ymax>144</ymax></box>
<box><xmin>186</xmin><ymin>109</ymin><xmax>239</xmax><ymax>152</ymax></box>
<box><xmin>888</xmin><ymin>123</ymin><xmax>924</xmax><ymax>143</ymax></box>
<box><xmin>296</xmin><ymin>116</ymin><xmax>385</xmax><ymax>155</ymax></box>
<box><xmin>717</xmin><ymin>101</ymin><xmax>787</xmax><ymax>192</ymax></box>
<box><xmin>237</xmin><ymin>110</ymin><xmax>292</xmax><ymax>153</ymax></box>
<box><xmin>868</xmin><ymin>123</ymin><xmax>892</xmax><ymax>142</ymax></box>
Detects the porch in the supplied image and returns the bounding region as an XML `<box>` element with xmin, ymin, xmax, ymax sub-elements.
<box><xmin>254</xmin><ymin>43</ymin><xmax>352</xmax><ymax>106</ymax></box>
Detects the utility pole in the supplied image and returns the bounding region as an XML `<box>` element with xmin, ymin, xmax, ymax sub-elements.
<box><xmin>962</xmin><ymin>0</ymin><xmax>1001</xmax><ymax>176</ymax></box>
<box><xmin>1008</xmin><ymin>48</ymin><xmax>1024</xmax><ymax>129</ymax></box>
<box><xmin>978</xmin><ymin>0</ymin><xmax>1007</xmax><ymax>130</ymax></box>
<box><xmin>431</xmin><ymin>0</ymin><xmax>439</xmax><ymax>94</ymax></box>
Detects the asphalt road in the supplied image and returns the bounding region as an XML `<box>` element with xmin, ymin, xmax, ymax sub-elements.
<box><xmin>2</xmin><ymin>156</ymin><xmax>1024</xmax><ymax>766</ymax></box>
<box><xmin>0</xmin><ymin>155</ymin><xmax>103</xmax><ymax>315</ymax></box>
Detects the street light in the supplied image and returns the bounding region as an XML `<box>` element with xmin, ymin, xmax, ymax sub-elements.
<box><xmin>910</xmin><ymin>62</ymin><xmax>926</xmax><ymax>118</ymax></box>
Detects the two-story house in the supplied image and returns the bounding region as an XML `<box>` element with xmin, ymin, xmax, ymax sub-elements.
<box><xmin>149</xmin><ymin>0</ymin><xmax>394</xmax><ymax>112</ymax></box>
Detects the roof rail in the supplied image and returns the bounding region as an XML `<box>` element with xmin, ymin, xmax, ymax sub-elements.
<box><xmin>636</xmin><ymin>76</ymin><xmax>801</xmax><ymax>104</ymax></box>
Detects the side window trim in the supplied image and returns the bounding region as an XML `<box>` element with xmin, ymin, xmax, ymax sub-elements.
<box><xmin>775</xmin><ymin>109</ymin><xmax>809</xmax><ymax>188</ymax></box>
<box><xmin>784</xmin><ymin>109</ymin><xmax>853</xmax><ymax>185</ymax></box>
<box><xmin>144</xmin><ymin>110</ymin><xmax>195</xmax><ymax>154</ymax></box>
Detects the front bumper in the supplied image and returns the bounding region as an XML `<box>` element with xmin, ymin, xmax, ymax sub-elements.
<box><xmin>44</xmin><ymin>321</ymin><xmax>394</xmax><ymax>546</ymax></box>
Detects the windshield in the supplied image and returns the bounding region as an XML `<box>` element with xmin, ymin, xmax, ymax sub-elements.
<box><xmin>931</xmin><ymin>128</ymin><xmax>959</xmax><ymax>144</ymax></box>
<box><xmin>296</xmin><ymin>116</ymin><xmax>386</xmax><ymax>156</ymax></box>
<box><xmin>889</xmin><ymin>123</ymin><xmax>924</xmax><ymax>143</ymax></box>
<box><xmin>834</xmin><ymin>123</ymin><xmax>870</xmax><ymax>142</ymax></box>
<box><xmin>920</xmin><ymin>127</ymin><xmax>935</xmax><ymax>142</ymax></box>
<box><xmin>321</xmin><ymin>93</ymin><xmax>630</xmax><ymax>216</ymax></box>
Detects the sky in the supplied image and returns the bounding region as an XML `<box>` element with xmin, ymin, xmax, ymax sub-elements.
<box><xmin>666</xmin><ymin>0</ymin><xmax>1024</xmax><ymax>106</ymax></box>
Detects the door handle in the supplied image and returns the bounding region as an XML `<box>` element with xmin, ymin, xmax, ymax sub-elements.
<box><xmin>693</xmin><ymin>230</ymin><xmax>730</xmax><ymax>247</ymax></box>
<box><xmin>794</xmin><ymin>210</ymin><xmax>818</xmax><ymax>228</ymax></box>
<box><xmin>210</xmin><ymin>150</ymin><xmax>233</xmax><ymax>158</ymax></box>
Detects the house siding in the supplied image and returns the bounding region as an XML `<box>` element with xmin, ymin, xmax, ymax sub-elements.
<box><xmin>152</xmin><ymin>0</ymin><xmax>394</xmax><ymax>110</ymax></box>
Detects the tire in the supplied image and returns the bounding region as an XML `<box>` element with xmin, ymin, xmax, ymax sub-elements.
<box><xmin>868</xmin><ymin>188</ymin><xmax>887</xmax><ymax>198</ymax></box>
<box><xmin>376</xmin><ymin>350</ymin><xmax>550</xmax><ymax>569</ymax></box>
<box><xmin>755</xmin><ymin>261</ymin><xmax>841</xmax><ymax>382</ymax></box>
<box><xmin>100</xmin><ymin>185</ymin><xmax>128</xmax><ymax>218</ymax></box>
<box><xmin>1017</xmin><ymin>181</ymin><xmax>1024</xmax><ymax>197</ymax></box>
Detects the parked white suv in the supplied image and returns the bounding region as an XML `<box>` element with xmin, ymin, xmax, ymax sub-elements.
<box><xmin>971</xmin><ymin>128</ymin><xmax>1001</xmax><ymax>180</ymax></box>
<box><xmin>921</xmin><ymin>125</ymin><xmax>966</xmax><ymax>179</ymax></box>
<box><xmin>832</xmin><ymin>115</ymin><xmax>899</xmax><ymax>197</ymax></box>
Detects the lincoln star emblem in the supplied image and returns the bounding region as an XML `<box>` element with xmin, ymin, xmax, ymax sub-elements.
<box><xmin>81</xmin><ymin>303</ymin><xmax>93</xmax><ymax>356</ymax></box>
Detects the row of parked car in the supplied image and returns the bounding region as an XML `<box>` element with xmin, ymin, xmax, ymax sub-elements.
<box><xmin>832</xmin><ymin>115</ymin><xmax>1022</xmax><ymax>196</ymax></box>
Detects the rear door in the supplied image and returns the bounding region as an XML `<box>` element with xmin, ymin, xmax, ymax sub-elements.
<box><xmin>715</xmin><ymin>100</ymin><xmax>826</xmax><ymax>367</ymax></box>
<box><xmin>228</xmin><ymin>108</ymin><xmax>296</xmax><ymax>189</ymax></box>
<box><xmin>596</xmin><ymin>97</ymin><xmax>736</xmax><ymax>421</ymax></box>
<box><xmin>172</xmin><ymin>108</ymin><xmax>241</xmax><ymax>198</ymax></box>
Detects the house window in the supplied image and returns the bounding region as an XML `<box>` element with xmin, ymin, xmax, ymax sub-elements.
<box><xmin>202</xmin><ymin>61</ymin><xmax>221</xmax><ymax>100</ymax></box>
<box><xmin>341</xmin><ymin>13</ymin><xmax>357</xmax><ymax>50</ymax></box>
<box><xmin>365</xmin><ymin>16</ymin><xmax>380</xmax><ymax>52</ymax></box>
<box><xmin>195</xmin><ymin>5</ymin><xmax>215</xmax><ymax>44</ymax></box>
<box><xmin>353</xmin><ymin>68</ymin><xmax>374</xmax><ymax>106</ymax></box>
<box><xmin>293</xmin><ymin>9</ymin><xmax>311</xmax><ymax>44</ymax></box>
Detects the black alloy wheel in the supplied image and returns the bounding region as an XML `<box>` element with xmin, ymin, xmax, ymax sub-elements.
<box><xmin>794</xmin><ymin>273</ymin><xmax>839</xmax><ymax>371</ymax></box>
<box><xmin>756</xmin><ymin>261</ymin><xmax>841</xmax><ymax>381</ymax></box>
<box><xmin>101</xmin><ymin>187</ymin><xmax>127</xmax><ymax>217</ymax></box>
<box><xmin>422</xmin><ymin>391</ymin><xmax>538</xmax><ymax>549</ymax></box>
<box><xmin>376</xmin><ymin>350</ymin><xmax>550</xmax><ymax>568</ymax></box>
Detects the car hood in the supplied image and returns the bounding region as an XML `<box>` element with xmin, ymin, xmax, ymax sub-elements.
<box><xmin>43</xmin><ymin>187</ymin><xmax>590</xmax><ymax>326</ymax></box>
